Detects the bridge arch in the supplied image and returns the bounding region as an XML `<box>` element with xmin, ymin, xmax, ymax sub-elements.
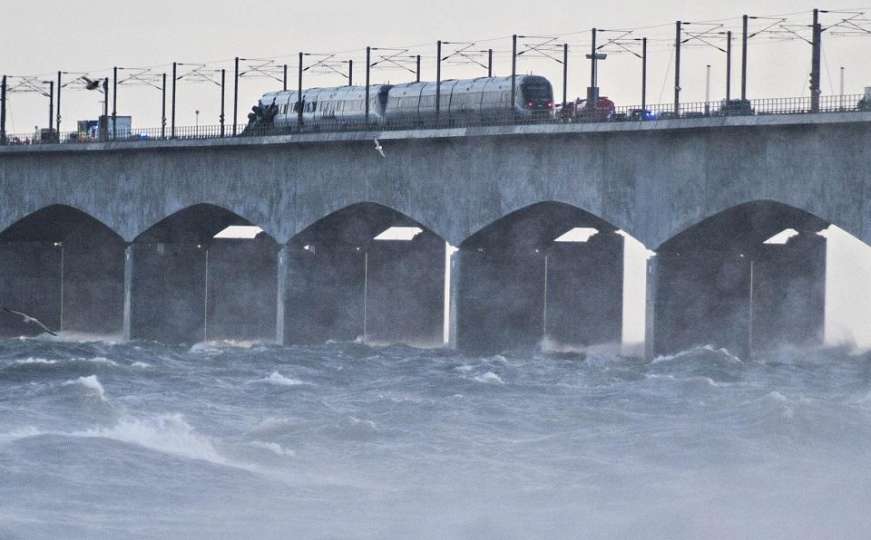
<box><xmin>454</xmin><ymin>201</ymin><xmax>644</xmax><ymax>353</ymax></box>
<box><xmin>0</xmin><ymin>204</ymin><xmax>125</xmax><ymax>337</ymax></box>
<box><xmin>129</xmin><ymin>203</ymin><xmax>280</xmax><ymax>343</ymax></box>
<box><xmin>283</xmin><ymin>202</ymin><xmax>447</xmax><ymax>347</ymax></box>
<box><xmin>650</xmin><ymin>200</ymin><xmax>839</xmax><ymax>358</ymax></box>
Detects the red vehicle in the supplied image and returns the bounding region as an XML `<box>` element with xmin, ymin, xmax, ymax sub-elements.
<box><xmin>558</xmin><ymin>96</ymin><xmax>616</xmax><ymax>122</ymax></box>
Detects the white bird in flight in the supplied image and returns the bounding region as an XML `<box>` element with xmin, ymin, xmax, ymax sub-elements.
<box><xmin>3</xmin><ymin>307</ymin><xmax>58</xmax><ymax>336</ymax></box>
<box><xmin>373</xmin><ymin>139</ymin><xmax>385</xmax><ymax>158</ymax></box>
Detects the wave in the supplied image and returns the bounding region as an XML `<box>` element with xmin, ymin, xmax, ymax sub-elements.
<box><xmin>0</xmin><ymin>414</ymin><xmax>243</xmax><ymax>470</ymax></box>
<box><xmin>473</xmin><ymin>371</ymin><xmax>505</xmax><ymax>384</ymax></box>
<box><xmin>651</xmin><ymin>344</ymin><xmax>744</xmax><ymax>365</ymax></box>
<box><xmin>13</xmin><ymin>357</ymin><xmax>58</xmax><ymax>365</ymax></box>
<box><xmin>248</xmin><ymin>440</ymin><xmax>296</xmax><ymax>457</ymax></box>
<box><xmin>257</xmin><ymin>371</ymin><xmax>312</xmax><ymax>387</ymax></box>
<box><xmin>62</xmin><ymin>375</ymin><xmax>107</xmax><ymax>401</ymax></box>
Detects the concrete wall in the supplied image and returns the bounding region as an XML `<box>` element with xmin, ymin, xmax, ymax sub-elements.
<box><xmin>0</xmin><ymin>113</ymin><xmax>869</xmax><ymax>250</ymax></box>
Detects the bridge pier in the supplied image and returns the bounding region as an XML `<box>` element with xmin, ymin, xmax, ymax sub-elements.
<box><xmin>282</xmin><ymin>204</ymin><xmax>445</xmax><ymax>347</ymax></box>
<box><xmin>0</xmin><ymin>206</ymin><xmax>125</xmax><ymax>337</ymax></box>
<box><xmin>129</xmin><ymin>242</ymin><xmax>207</xmax><ymax>343</ymax></box>
<box><xmin>455</xmin><ymin>231</ymin><xmax>624</xmax><ymax>354</ymax></box>
<box><xmin>650</xmin><ymin>231</ymin><xmax>826</xmax><ymax>358</ymax></box>
<box><xmin>205</xmin><ymin>237</ymin><xmax>278</xmax><ymax>341</ymax></box>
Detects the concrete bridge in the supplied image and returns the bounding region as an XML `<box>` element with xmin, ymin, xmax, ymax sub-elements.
<box><xmin>0</xmin><ymin>112</ymin><xmax>869</xmax><ymax>357</ymax></box>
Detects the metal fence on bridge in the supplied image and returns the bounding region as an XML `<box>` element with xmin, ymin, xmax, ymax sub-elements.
<box><xmin>1</xmin><ymin>93</ymin><xmax>869</xmax><ymax>147</ymax></box>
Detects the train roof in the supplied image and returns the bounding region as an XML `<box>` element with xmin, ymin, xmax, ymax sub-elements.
<box><xmin>258</xmin><ymin>74</ymin><xmax>550</xmax><ymax>103</ymax></box>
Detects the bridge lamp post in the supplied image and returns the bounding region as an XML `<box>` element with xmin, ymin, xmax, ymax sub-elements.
<box><xmin>195</xmin><ymin>110</ymin><xmax>200</xmax><ymax>137</ymax></box>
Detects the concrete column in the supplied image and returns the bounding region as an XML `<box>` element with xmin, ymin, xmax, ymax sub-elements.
<box><xmin>652</xmin><ymin>232</ymin><xmax>826</xmax><ymax>358</ymax></box>
<box><xmin>284</xmin><ymin>243</ymin><xmax>366</xmax><ymax>344</ymax></box>
<box><xmin>129</xmin><ymin>242</ymin><xmax>206</xmax><ymax>343</ymax></box>
<box><xmin>645</xmin><ymin>255</ymin><xmax>658</xmax><ymax>360</ymax></box>
<box><xmin>449</xmin><ymin>248</ymin><xmax>463</xmax><ymax>348</ymax></box>
<box><xmin>751</xmin><ymin>232</ymin><xmax>826</xmax><ymax>351</ymax></box>
<box><xmin>543</xmin><ymin>232</ymin><xmax>624</xmax><ymax>348</ymax></box>
<box><xmin>0</xmin><ymin>242</ymin><xmax>62</xmax><ymax>337</ymax></box>
<box><xmin>204</xmin><ymin>237</ymin><xmax>278</xmax><ymax>341</ymax></box>
<box><xmin>275</xmin><ymin>245</ymin><xmax>288</xmax><ymax>345</ymax></box>
<box><xmin>122</xmin><ymin>244</ymin><xmax>134</xmax><ymax>340</ymax></box>
<box><xmin>365</xmin><ymin>234</ymin><xmax>445</xmax><ymax>346</ymax></box>
<box><xmin>456</xmin><ymin>247</ymin><xmax>546</xmax><ymax>353</ymax></box>
<box><xmin>457</xmin><ymin>231</ymin><xmax>624</xmax><ymax>354</ymax></box>
<box><xmin>652</xmin><ymin>250</ymin><xmax>751</xmax><ymax>358</ymax></box>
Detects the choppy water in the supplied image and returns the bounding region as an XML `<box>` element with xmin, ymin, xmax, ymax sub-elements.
<box><xmin>1</xmin><ymin>338</ymin><xmax>870</xmax><ymax>539</ymax></box>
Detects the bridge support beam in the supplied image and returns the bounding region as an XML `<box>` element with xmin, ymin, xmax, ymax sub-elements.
<box><xmin>0</xmin><ymin>243</ymin><xmax>62</xmax><ymax>337</ymax></box>
<box><xmin>455</xmin><ymin>232</ymin><xmax>624</xmax><ymax>354</ymax></box>
<box><xmin>283</xmin><ymin>234</ymin><xmax>445</xmax><ymax>346</ymax></box>
<box><xmin>129</xmin><ymin>243</ymin><xmax>206</xmax><ymax>343</ymax></box>
<box><xmin>275</xmin><ymin>245</ymin><xmax>288</xmax><ymax>344</ymax></box>
<box><xmin>0</xmin><ymin>225</ymin><xmax>124</xmax><ymax>338</ymax></box>
<box><xmin>650</xmin><ymin>232</ymin><xmax>826</xmax><ymax>358</ymax></box>
<box><xmin>205</xmin><ymin>238</ymin><xmax>278</xmax><ymax>342</ymax></box>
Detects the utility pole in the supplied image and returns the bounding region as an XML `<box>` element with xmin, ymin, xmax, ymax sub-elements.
<box><xmin>1</xmin><ymin>75</ymin><xmax>6</xmax><ymax>145</ymax></box>
<box><xmin>220</xmin><ymin>69</ymin><xmax>226</xmax><ymax>137</ymax></box>
<box><xmin>365</xmin><ymin>46</ymin><xmax>371</xmax><ymax>123</ymax></box>
<box><xmin>283</xmin><ymin>64</ymin><xmax>288</xmax><ymax>91</ymax></box>
<box><xmin>741</xmin><ymin>15</ymin><xmax>749</xmax><ymax>101</ymax></box>
<box><xmin>416</xmin><ymin>55</ymin><xmax>421</xmax><ymax>83</ymax></box>
<box><xmin>161</xmin><ymin>72</ymin><xmax>166</xmax><ymax>139</ymax></box>
<box><xmin>840</xmin><ymin>66</ymin><xmax>845</xmax><ymax>110</ymax></box>
<box><xmin>488</xmin><ymin>49</ymin><xmax>493</xmax><ymax>77</ymax></box>
<box><xmin>641</xmin><ymin>37</ymin><xmax>648</xmax><ymax>111</ymax></box>
<box><xmin>726</xmin><ymin>31</ymin><xmax>732</xmax><ymax>102</ymax></box>
<box><xmin>233</xmin><ymin>57</ymin><xmax>239</xmax><ymax>135</ymax></box>
<box><xmin>298</xmin><ymin>52</ymin><xmax>304</xmax><ymax>127</ymax></box>
<box><xmin>705</xmin><ymin>64</ymin><xmax>711</xmax><ymax>115</ymax></box>
<box><xmin>511</xmin><ymin>34</ymin><xmax>517</xmax><ymax>114</ymax></box>
<box><xmin>348</xmin><ymin>60</ymin><xmax>353</xmax><ymax>86</ymax></box>
<box><xmin>674</xmin><ymin>21</ymin><xmax>682</xmax><ymax>115</ymax></box>
<box><xmin>589</xmin><ymin>28</ymin><xmax>598</xmax><ymax>101</ymax></box>
<box><xmin>171</xmin><ymin>62</ymin><xmax>177</xmax><ymax>138</ymax></box>
<box><xmin>436</xmin><ymin>40</ymin><xmax>442</xmax><ymax>122</ymax></box>
<box><xmin>102</xmin><ymin>78</ymin><xmax>109</xmax><ymax>142</ymax></box>
<box><xmin>56</xmin><ymin>71</ymin><xmax>62</xmax><ymax>134</ymax></box>
<box><xmin>112</xmin><ymin>66</ymin><xmax>118</xmax><ymax>140</ymax></box>
<box><xmin>562</xmin><ymin>43</ymin><xmax>568</xmax><ymax>108</ymax></box>
<box><xmin>48</xmin><ymin>81</ymin><xmax>54</xmax><ymax>133</ymax></box>
<box><xmin>810</xmin><ymin>8</ymin><xmax>822</xmax><ymax>112</ymax></box>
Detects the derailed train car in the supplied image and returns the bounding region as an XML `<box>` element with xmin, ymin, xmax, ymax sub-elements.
<box><xmin>244</xmin><ymin>75</ymin><xmax>553</xmax><ymax>132</ymax></box>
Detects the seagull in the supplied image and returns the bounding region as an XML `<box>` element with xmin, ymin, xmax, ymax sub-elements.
<box><xmin>3</xmin><ymin>307</ymin><xmax>58</xmax><ymax>336</ymax></box>
<box><xmin>373</xmin><ymin>139</ymin><xmax>385</xmax><ymax>158</ymax></box>
<box><xmin>80</xmin><ymin>76</ymin><xmax>101</xmax><ymax>91</ymax></box>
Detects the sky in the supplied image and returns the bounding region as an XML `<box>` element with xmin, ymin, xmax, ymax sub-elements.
<box><xmin>2</xmin><ymin>0</ymin><xmax>870</xmax><ymax>348</ymax></box>
<box><xmin>4</xmin><ymin>0</ymin><xmax>871</xmax><ymax>131</ymax></box>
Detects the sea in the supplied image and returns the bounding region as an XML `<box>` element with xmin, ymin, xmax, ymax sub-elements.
<box><xmin>1</xmin><ymin>337</ymin><xmax>870</xmax><ymax>539</ymax></box>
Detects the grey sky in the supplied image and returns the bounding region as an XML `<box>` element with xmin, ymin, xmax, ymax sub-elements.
<box><xmin>4</xmin><ymin>0</ymin><xmax>871</xmax><ymax>130</ymax></box>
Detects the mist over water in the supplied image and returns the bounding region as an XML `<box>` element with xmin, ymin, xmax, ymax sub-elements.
<box><xmin>1</xmin><ymin>338</ymin><xmax>870</xmax><ymax>539</ymax></box>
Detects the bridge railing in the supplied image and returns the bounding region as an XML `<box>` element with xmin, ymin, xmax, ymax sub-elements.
<box><xmin>2</xmin><ymin>93</ymin><xmax>868</xmax><ymax>147</ymax></box>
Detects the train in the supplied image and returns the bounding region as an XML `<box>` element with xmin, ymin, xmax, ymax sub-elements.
<box><xmin>244</xmin><ymin>74</ymin><xmax>554</xmax><ymax>131</ymax></box>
